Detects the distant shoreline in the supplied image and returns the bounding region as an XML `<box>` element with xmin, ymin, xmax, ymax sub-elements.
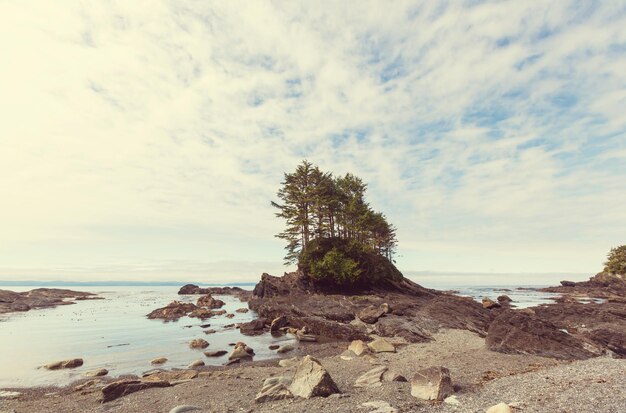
<box><xmin>0</xmin><ymin>280</ymin><xmax>257</xmax><ymax>287</ymax></box>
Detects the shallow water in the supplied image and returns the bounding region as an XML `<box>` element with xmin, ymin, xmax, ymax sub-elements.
<box><xmin>0</xmin><ymin>286</ymin><xmax>295</xmax><ymax>388</ymax></box>
<box><xmin>449</xmin><ymin>285</ymin><xmax>561</xmax><ymax>308</ymax></box>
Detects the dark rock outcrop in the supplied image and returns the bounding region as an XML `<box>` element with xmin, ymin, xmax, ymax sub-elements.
<box><xmin>487</xmin><ymin>310</ymin><xmax>595</xmax><ymax>360</ymax></box>
<box><xmin>239</xmin><ymin>318</ymin><xmax>267</xmax><ymax>336</ymax></box>
<box><xmin>0</xmin><ymin>288</ymin><xmax>97</xmax><ymax>316</ymax></box>
<box><xmin>178</xmin><ymin>284</ymin><xmax>211</xmax><ymax>295</ymax></box>
<box><xmin>197</xmin><ymin>294</ymin><xmax>225</xmax><ymax>309</ymax></box>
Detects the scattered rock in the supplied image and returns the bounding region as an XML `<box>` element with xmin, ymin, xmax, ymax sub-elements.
<box><xmin>188</xmin><ymin>360</ymin><xmax>205</xmax><ymax>368</ymax></box>
<box><xmin>410</xmin><ymin>366</ymin><xmax>454</xmax><ymax>401</ymax></box>
<box><xmin>340</xmin><ymin>350</ymin><xmax>357</xmax><ymax>360</ymax></box>
<box><xmin>188</xmin><ymin>308</ymin><xmax>213</xmax><ymax>319</ymax></box>
<box><xmin>288</xmin><ymin>355</ymin><xmax>340</xmax><ymax>398</ymax></box>
<box><xmin>279</xmin><ymin>357</ymin><xmax>300</xmax><ymax>368</ymax></box>
<box><xmin>255</xmin><ymin>376</ymin><xmax>293</xmax><ymax>403</ymax></box>
<box><xmin>368</xmin><ymin>338</ymin><xmax>395</xmax><ymax>353</ymax></box>
<box><xmin>487</xmin><ymin>310</ymin><xmax>595</xmax><ymax>360</ymax></box>
<box><xmin>0</xmin><ymin>390</ymin><xmax>22</xmax><ymax>399</ymax></box>
<box><xmin>101</xmin><ymin>379</ymin><xmax>170</xmax><ymax>403</ymax></box>
<box><xmin>235</xmin><ymin>307</ymin><xmax>249</xmax><ymax>313</ymax></box>
<box><xmin>85</xmin><ymin>368</ymin><xmax>108</xmax><ymax>377</ymax></box>
<box><xmin>355</xmin><ymin>366</ymin><xmax>387</xmax><ymax>388</ymax></box>
<box><xmin>277</xmin><ymin>344</ymin><xmax>295</xmax><ymax>354</ymax></box>
<box><xmin>348</xmin><ymin>340</ymin><xmax>369</xmax><ymax>356</ymax></box>
<box><xmin>270</xmin><ymin>315</ymin><xmax>288</xmax><ymax>333</ymax></box>
<box><xmin>213</xmin><ymin>310</ymin><xmax>227</xmax><ymax>316</ymax></box>
<box><xmin>225</xmin><ymin>313</ymin><xmax>235</xmax><ymax>319</ymax></box>
<box><xmin>190</xmin><ymin>338</ymin><xmax>209</xmax><ymax>349</ymax></box>
<box><xmin>203</xmin><ymin>329</ymin><xmax>216</xmax><ymax>335</ymax></box>
<box><xmin>44</xmin><ymin>358</ymin><xmax>83</xmax><ymax>370</ymax></box>
<box><xmin>169</xmin><ymin>406</ymin><xmax>203</xmax><ymax>413</ymax></box>
<box><xmin>358</xmin><ymin>305</ymin><xmax>386</xmax><ymax>324</ymax></box>
<box><xmin>268</xmin><ymin>344</ymin><xmax>280</xmax><ymax>350</ymax></box>
<box><xmin>361</xmin><ymin>400</ymin><xmax>397</xmax><ymax>413</ymax></box>
<box><xmin>197</xmin><ymin>295</ymin><xmax>225</xmax><ymax>309</ymax></box>
<box><xmin>204</xmin><ymin>350</ymin><xmax>228</xmax><ymax>357</ymax></box>
<box><xmin>151</xmin><ymin>357</ymin><xmax>168</xmax><ymax>365</ymax></box>
<box><xmin>482</xmin><ymin>298</ymin><xmax>501</xmax><ymax>309</ymax></box>
<box><xmin>74</xmin><ymin>379</ymin><xmax>102</xmax><ymax>392</ymax></box>
<box><xmin>486</xmin><ymin>402</ymin><xmax>512</xmax><ymax>413</ymax></box>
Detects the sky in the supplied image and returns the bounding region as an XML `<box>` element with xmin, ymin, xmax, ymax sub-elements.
<box><xmin>1</xmin><ymin>1</ymin><xmax>625</xmax><ymax>285</ymax></box>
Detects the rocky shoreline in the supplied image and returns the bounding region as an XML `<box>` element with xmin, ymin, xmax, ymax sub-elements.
<box><xmin>0</xmin><ymin>288</ymin><xmax>100</xmax><ymax>316</ymax></box>
<box><xmin>1</xmin><ymin>272</ymin><xmax>625</xmax><ymax>412</ymax></box>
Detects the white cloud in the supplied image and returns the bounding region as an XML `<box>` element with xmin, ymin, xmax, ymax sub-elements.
<box><xmin>0</xmin><ymin>1</ymin><xmax>624</xmax><ymax>282</ymax></box>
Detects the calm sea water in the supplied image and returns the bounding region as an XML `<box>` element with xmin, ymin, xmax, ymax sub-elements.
<box><xmin>0</xmin><ymin>286</ymin><xmax>295</xmax><ymax>388</ymax></box>
<box><xmin>0</xmin><ymin>283</ymin><xmax>563</xmax><ymax>389</ymax></box>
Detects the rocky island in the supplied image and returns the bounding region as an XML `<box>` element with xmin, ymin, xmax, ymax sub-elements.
<box><xmin>0</xmin><ymin>288</ymin><xmax>99</xmax><ymax>316</ymax></box>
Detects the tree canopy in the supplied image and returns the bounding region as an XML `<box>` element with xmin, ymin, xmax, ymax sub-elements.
<box><xmin>272</xmin><ymin>160</ymin><xmax>401</xmax><ymax>286</ymax></box>
<box><xmin>604</xmin><ymin>245</ymin><xmax>626</xmax><ymax>275</ymax></box>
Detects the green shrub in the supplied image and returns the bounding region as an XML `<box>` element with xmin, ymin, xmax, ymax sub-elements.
<box><xmin>299</xmin><ymin>237</ymin><xmax>403</xmax><ymax>288</ymax></box>
<box><xmin>604</xmin><ymin>245</ymin><xmax>626</xmax><ymax>275</ymax></box>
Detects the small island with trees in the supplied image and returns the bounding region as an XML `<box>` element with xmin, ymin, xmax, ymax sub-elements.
<box><xmin>271</xmin><ymin>160</ymin><xmax>402</xmax><ymax>288</ymax></box>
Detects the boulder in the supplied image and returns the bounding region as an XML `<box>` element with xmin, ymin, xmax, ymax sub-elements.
<box><xmin>487</xmin><ymin>310</ymin><xmax>595</xmax><ymax>360</ymax></box>
<box><xmin>236</xmin><ymin>307</ymin><xmax>249</xmax><ymax>313</ymax></box>
<box><xmin>225</xmin><ymin>313</ymin><xmax>235</xmax><ymax>318</ymax></box>
<box><xmin>358</xmin><ymin>305</ymin><xmax>386</xmax><ymax>324</ymax></box>
<box><xmin>188</xmin><ymin>308</ymin><xmax>213</xmax><ymax>319</ymax></box>
<box><xmin>497</xmin><ymin>295</ymin><xmax>512</xmax><ymax>304</ymax></box>
<box><xmin>203</xmin><ymin>329</ymin><xmax>216</xmax><ymax>335</ymax></box>
<box><xmin>189</xmin><ymin>338</ymin><xmax>209</xmax><ymax>349</ymax></box>
<box><xmin>228</xmin><ymin>343</ymin><xmax>254</xmax><ymax>360</ymax></box>
<box><xmin>340</xmin><ymin>350</ymin><xmax>357</xmax><ymax>360</ymax></box>
<box><xmin>101</xmin><ymin>379</ymin><xmax>170</xmax><ymax>403</ymax></box>
<box><xmin>239</xmin><ymin>318</ymin><xmax>267</xmax><ymax>336</ymax></box>
<box><xmin>270</xmin><ymin>315</ymin><xmax>288</xmax><ymax>333</ymax></box>
<box><xmin>85</xmin><ymin>368</ymin><xmax>109</xmax><ymax>377</ymax></box>
<box><xmin>197</xmin><ymin>295</ymin><xmax>225</xmax><ymax>309</ymax></box>
<box><xmin>482</xmin><ymin>298</ymin><xmax>501</xmax><ymax>309</ymax></box>
<box><xmin>277</xmin><ymin>344</ymin><xmax>295</xmax><ymax>354</ymax></box>
<box><xmin>204</xmin><ymin>350</ymin><xmax>227</xmax><ymax>357</ymax></box>
<box><xmin>255</xmin><ymin>376</ymin><xmax>293</xmax><ymax>403</ymax></box>
<box><xmin>188</xmin><ymin>360</ymin><xmax>205</xmax><ymax>368</ymax></box>
<box><xmin>44</xmin><ymin>358</ymin><xmax>83</xmax><ymax>370</ymax></box>
<box><xmin>486</xmin><ymin>402</ymin><xmax>512</xmax><ymax>413</ymax></box>
<box><xmin>348</xmin><ymin>340</ymin><xmax>369</xmax><ymax>356</ymax></box>
<box><xmin>150</xmin><ymin>357</ymin><xmax>167</xmax><ymax>365</ymax></box>
<box><xmin>354</xmin><ymin>366</ymin><xmax>387</xmax><ymax>388</ymax></box>
<box><xmin>269</xmin><ymin>344</ymin><xmax>280</xmax><ymax>350</ymax></box>
<box><xmin>410</xmin><ymin>366</ymin><xmax>454</xmax><ymax>401</ymax></box>
<box><xmin>368</xmin><ymin>338</ymin><xmax>395</xmax><ymax>353</ymax></box>
<box><xmin>288</xmin><ymin>355</ymin><xmax>340</xmax><ymax>398</ymax></box>
<box><xmin>147</xmin><ymin>301</ymin><xmax>198</xmax><ymax>321</ymax></box>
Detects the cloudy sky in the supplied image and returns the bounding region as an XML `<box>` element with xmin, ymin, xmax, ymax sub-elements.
<box><xmin>1</xmin><ymin>1</ymin><xmax>625</xmax><ymax>284</ymax></box>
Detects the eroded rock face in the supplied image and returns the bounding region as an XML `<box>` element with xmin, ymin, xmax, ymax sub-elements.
<box><xmin>288</xmin><ymin>355</ymin><xmax>340</xmax><ymax>398</ymax></box>
<box><xmin>410</xmin><ymin>366</ymin><xmax>453</xmax><ymax>401</ymax></box>
<box><xmin>146</xmin><ymin>301</ymin><xmax>198</xmax><ymax>321</ymax></box>
<box><xmin>101</xmin><ymin>379</ymin><xmax>170</xmax><ymax>403</ymax></box>
<box><xmin>487</xmin><ymin>310</ymin><xmax>594</xmax><ymax>360</ymax></box>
